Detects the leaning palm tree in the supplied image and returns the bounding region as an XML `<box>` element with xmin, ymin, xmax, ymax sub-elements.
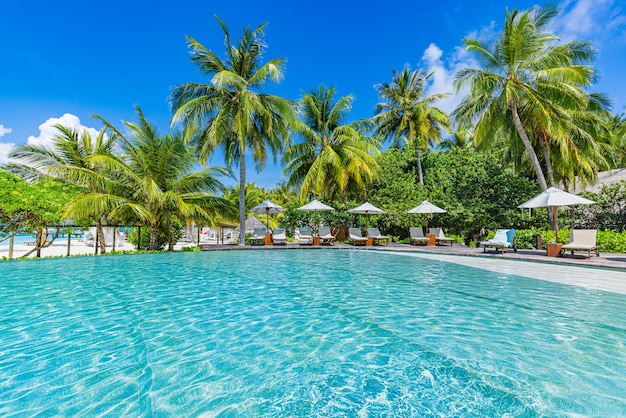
<box><xmin>453</xmin><ymin>5</ymin><xmax>597</xmax><ymax>192</ymax></box>
<box><xmin>169</xmin><ymin>17</ymin><xmax>295</xmax><ymax>245</ymax></box>
<box><xmin>7</xmin><ymin>123</ymin><xmax>117</xmax><ymax>253</ymax></box>
<box><xmin>74</xmin><ymin>106</ymin><xmax>236</xmax><ymax>251</ymax></box>
<box><xmin>283</xmin><ymin>85</ymin><xmax>380</xmax><ymax>202</ymax></box>
<box><xmin>373</xmin><ymin>68</ymin><xmax>450</xmax><ymax>188</ymax></box>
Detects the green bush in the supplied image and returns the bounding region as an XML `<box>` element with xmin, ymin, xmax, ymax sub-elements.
<box><xmin>507</xmin><ymin>228</ymin><xmax>626</xmax><ymax>253</ymax></box>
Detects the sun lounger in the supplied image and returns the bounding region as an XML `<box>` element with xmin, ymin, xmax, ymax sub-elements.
<box><xmin>367</xmin><ymin>227</ymin><xmax>390</xmax><ymax>245</ymax></box>
<box><xmin>297</xmin><ymin>226</ymin><xmax>313</xmax><ymax>245</ymax></box>
<box><xmin>348</xmin><ymin>228</ymin><xmax>368</xmax><ymax>246</ymax></box>
<box><xmin>272</xmin><ymin>228</ymin><xmax>287</xmax><ymax>245</ymax></box>
<box><xmin>480</xmin><ymin>229</ymin><xmax>517</xmax><ymax>254</ymax></box>
<box><xmin>409</xmin><ymin>227</ymin><xmax>429</xmax><ymax>245</ymax></box>
<box><xmin>318</xmin><ymin>226</ymin><xmax>336</xmax><ymax>246</ymax></box>
<box><xmin>249</xmin><ymin>226</ymin><xmax>266</xmax><ymax>245</ymax></box>
<box><xmin>429</xmin><ymin>227</ymin><xmax>455</xmax><ymax>246</ymax></box>
<box><xmin>561</xmin><ymin>229</ymin><xmax>599</xmax><ymax>259</ymax></box>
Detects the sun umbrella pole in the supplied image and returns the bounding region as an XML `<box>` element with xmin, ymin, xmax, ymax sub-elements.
<box><xmin>553</xmin><ymin>206</ymin><xmax>558</xmax><ymax>242</ymax></box>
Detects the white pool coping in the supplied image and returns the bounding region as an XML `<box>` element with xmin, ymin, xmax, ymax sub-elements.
<box><xmin>385</xmin><ymin>250</ymin><xmax>626</xmax><ymax>295</ymax></box>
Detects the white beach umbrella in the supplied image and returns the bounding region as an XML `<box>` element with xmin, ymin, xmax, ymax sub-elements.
<box><xmin>407</xmin><ymin>200</ymin><xmax>447</xmax><ymax>231</ymax></box>
<box><xmin>518</xmin><ymin>187</ymin><xmax>595</xmax><ymax>241</ymax></box>
<box><xmin>249</xmin><ymin>199</ymin><xmax>285</xmax><ymax>233</ymax></box>
<box><xmin>297</xmin><ymin>199</ymin><xmax>335</xmax><ymax>235</ymax></box>
<box><xmin>348</xmin><ymin>202</ymin><xmax>385</xmax><ymax>230</ymax></box>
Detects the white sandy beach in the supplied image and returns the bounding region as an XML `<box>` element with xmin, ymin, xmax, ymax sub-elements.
<box><xmin>0</xmin><ymin>238</ymin><xmax>208</xmax><ymax>259</ymax></box>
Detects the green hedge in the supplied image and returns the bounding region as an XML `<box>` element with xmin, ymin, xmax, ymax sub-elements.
<box><xmin>506</xmin><ymin>229</ymin><xmax>626</xmax><ymax>253</ymax></box>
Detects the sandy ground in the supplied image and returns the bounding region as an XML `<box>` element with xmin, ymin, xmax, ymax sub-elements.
<box><xmin>0</xmin><ymin>238</ymin><xmax>214</xmax><ymax>259</ymax></box>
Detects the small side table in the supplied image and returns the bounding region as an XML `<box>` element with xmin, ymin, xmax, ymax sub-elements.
<box><xmin>312</xmin><ymin>237</ymin><xmax>320</xmax><ymax>246</ymax></box>
<box><xmin>264</xmin><ymin>233</ymin><xmax>273</xmax><ymax>246</ymax></box>
<box><xmin>366</xmin><ymin>237</ymin><xmax>373</xmax><ymax>246</ymax></box>
<box><xmin>426</xmin><ymin>233</ymin><xmax>436</xmax><ymax>246</ymax></box>
<box><xmin>546</xmin><ymin>242</ymin><xmax>562</xmax><ymax>257</ymax></box>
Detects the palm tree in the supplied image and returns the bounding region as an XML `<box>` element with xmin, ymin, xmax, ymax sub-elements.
<box><xmin>71</xmin><ymin>106</ymin><xmax>236</xmax><ymax>251</ymax></box>
<box><xmin>373</xmin><ymin>68</ymin><xmax>450</xmax><ymax>188</ymax></box>
<box><xmin>7</xmin><ymin>123</ymin><xmax>117</xmax><ymax>253</ymax></box>
<box><xmin>453</xmin><ymin>5</ymin><xmax>597</xmax><ymax>192</ymax></box>
<box><xmin>283</xmin><ymin>85</ymin><xmax>380</xmax><ymax>202</ymax></box>
<box><xmin>169</xmin><ymin>17</ymin><xmax>295</xmax><ymax>245</ymax></box>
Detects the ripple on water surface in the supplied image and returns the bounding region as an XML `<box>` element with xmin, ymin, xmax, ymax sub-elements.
<box><xmin>0</xmin><ymin>250</ymin><xmax>625</xmax><ymax>416</ymax></box>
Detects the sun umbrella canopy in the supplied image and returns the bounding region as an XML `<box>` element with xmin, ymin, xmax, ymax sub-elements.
<box><xmin>249</xmin><ymin>200</ymin><xmax>285</xmax><ymax>233</ymax></box>
<box><xmin>250</xmin><ymin>199</ymin><xmax>285</xmax><ymax>214</ymax></box>
<box><xmin>517</xmin><ymin>187</ymin><xmax>595</xmax><ymax>209</ymax></box>
<box><xmin>518</xmin><ymin>187</ymin><xmax>595</xmax><ymax>242</ymax></box>
<box><xmin>407</xmin><ymin>200</ymin><xmax>446</xmax><ymax>231</ymax></box>
<box><xmin>298</xmin><ymin>199</ymin><xmax>335</xmax><ymax>212</ymax></box>
<box><xmin>407</xmin><ymin>200</ymin><xmax>447</xmax><ymax>214</ymax></box>
<box><xmin>348</xmin><ymin>202</ymin><xmax>385</xmax><ymax>215</ymax></box>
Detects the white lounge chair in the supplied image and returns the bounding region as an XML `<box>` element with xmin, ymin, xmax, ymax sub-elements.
<box><xmin>298</xmin><ymin>226</ymin><xmax>313</xmax><ymax>245</ymax></box>
<box><xmin>367</xmin><ymin>227</ymin><xmax>390</xmax><ymax>245</ymax></box>
<box><xmin>429</xmin><ymin>227</ymin><xmax>455</xmax><ymax>246</ymax></box>
<box><xmin>409</xmin><ymin>227</ymin><xmax>429</xmax><ymax>245</ymax></box>
<box><xmin>348</xmin><ymin>228</ymin><xmax>368</xmax><ymax>246</ymax></box>
<box><xmin>318</xmin><ymin>226</ymin><xmax>337</xmax><ymax>246</ymax></box>
<box><xmin>249</xmin><ymin>226</ymin><xmax>266</xmax><ymax>245</ymax></box>
<box><xmin>561</xmin><ymin>229</ymin><xmax>599</xmax><ymax>259</ymax></box>
<box><xmin>272</xmin><ymin>228</ymin><xmax>287</xmax><ymax>245</ymax></box>
<box><xmin>480</xmin><ymin>229</ymin><xmax>517</xmax><ymax>254</ymax></box>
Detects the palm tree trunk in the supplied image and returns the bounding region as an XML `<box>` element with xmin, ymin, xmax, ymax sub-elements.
<box><xmin>510</xmin><ymin>101</ymin><xmax>549</xmax><ymax>191</ymax></box>
<box><xmin>149</xmin><ymin>226</ymin><xmax>159</xmax><ymax>250</ymax></box>
<box><xmin>541</xmin><ymin>142</ymin><xmax>556</xmax><ymax>188</ymax></box>
<box><xmin>167</xmin><ymin>217</ymin><xmax>174</xmax><ymax>251</ymax></box>
<box><xmin>415</xmin><ymin>147</ymin><xmax>424</xmax><ymax>191</ymax></box>
<box><xmin>97</xmin><ymin>221</ymin><xmax>107</xmax><ymax>254</ymax></box>
<box><xmin>239</xmin><ymin>151</ymin><xmax>246</xmax><ymax>246</ymax></box>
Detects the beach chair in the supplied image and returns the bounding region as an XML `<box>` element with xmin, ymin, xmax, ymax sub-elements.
<box><xmin>480</xmin><ymin>229</ymin><xmax>517</xmax><ymax>254</ymax></box>
<box><xmin>367</xmin><ymin>227</ymin><xmax>390</xmax><ymax>245</ymax></box>
<box><xmin>348</xmin><ymin>228</ymin><xmax>368</xmax><ymax>246</ymax></box>
<box><xmin>297</xmin><ymin>226</ymin><xmax>313</xmax><ymax>245</ymax></box>
<box><xmin>318</xmin><ymin>226</ymin><xmax>337</xmax><ymax>246</ymax></box>
<box><xmin>429</xmin><ymin>227</ymin><xmax>455</xmax><ymax>246</ymax></box>
<box><xmin>409</xmin><ymin>227</ymin><xmax>429</xmax><ymax>245</ymax></box>
<box><xmin>249</xmin><ymin>226</ymin><xmax>266</xmax><ymax>245</ymax></box>
<box><xmin>272</xmin><ymin>228</ymin><xmax>287</xmax><ymax>245</ymax></box>
<box><xmin>561</xmin><ymin>229</ymin><xmax>599</xmax><ymax>259</ymax></box>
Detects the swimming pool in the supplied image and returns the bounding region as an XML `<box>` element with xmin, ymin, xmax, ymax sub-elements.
<box><xmin>0</xmin><ymin>250</ymin><xmax>624</xmax><ymax>416</ymax></box>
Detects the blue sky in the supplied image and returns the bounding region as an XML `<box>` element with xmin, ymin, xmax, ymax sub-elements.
<box><xmin>1</xmin><ymin>0</ymin><xmax>625</xmax><ymax>189</ymax></box>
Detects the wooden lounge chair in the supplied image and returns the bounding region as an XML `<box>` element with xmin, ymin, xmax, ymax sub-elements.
<box><xmin>367</xmin><ymin>227</ymin><xmax>390</xmax><ymax>245</ymax></box>
<box><xmin>561</xmin><ymin>229</ymin><xmax>599</xmax><ymax>259</ymax></box>
<box><xmin>429</xmin><ymin>227</ymin><xmax>455</xmax><ymax>246</ymax></box>
<box><xmin>480</xmin><ymin>229</ymin><xmax>517</xmax><ymax>254</ymax></box>
<box><xmin>297</xmin><ymin>226</ymin><xmax>313</xmax><ymax>245</ymax></box>
<box><xmin>348</xmin><ymin>228</ymin><xmax>368</xmax><ymax>246</ymax></box>
<box><xmin>409</xmin><ymin>227</ymin><xmax>429</xmax><ymax>245</ymax></box>
<box><xmin>318</xmin><ymin>226</ymin><xmax>336</xmax><ymax>246</ymax></box>
<box><xmin>249</xmin><ymin>226</ymin><xmax>266</xmax><ymax>245</ymax></box>
<box><xmin>272</xmin><ymin>228</ymin><xmax>287</xmax><ymax>245</ymax></box>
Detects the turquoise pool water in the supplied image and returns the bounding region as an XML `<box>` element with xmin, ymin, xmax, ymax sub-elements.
<box><xmin>0</xmin><ymin>250</ymin><xmax>624</xmax><ymax>416</ymax></box>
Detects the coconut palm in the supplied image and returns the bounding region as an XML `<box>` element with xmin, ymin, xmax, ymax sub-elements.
<box><xmin>373</xmin><ymin>68</ymin><xmax>450</xmax><ymax>188</ymax></box>
<box><xmin>453</xmin><ymin>5</ymin><xmax>597</xmax><ymax>192</ymax></box>
<box><xmin>7</xmin><ymin>123</ymin><xmax>117</xmax><ymax>253</ymax></box>
<box><xmin>283</xmin><ymin>85</ymin><xmax>380</xmax><ymax>202</ymax></box>
<box><xmin>169</xmin><ymin>17</ymin><xmax>295</xmax><ymax>245</ymax></box>
<box><xmin>63</xmin><ymin>107</ymin><xmax>235</xmax><ymax>251</ymax></box>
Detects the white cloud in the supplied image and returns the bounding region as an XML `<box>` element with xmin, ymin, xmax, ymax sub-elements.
<box><xmin>0</xmin><ymin>124</ymin><xmax>12</xmax><ymax>138</ymax></box>
<box><xmin>421</xmin><ymin>43</ymin><xmax>477</xmax><ymax>116</ymax></box>
<box><xmin>27</xmin><ymin>113</ymin><xmax>101</xmax><ymax>150</ymax></box>
<box><xmin>552</xmin><ymin>0</ymin><xmax>626</xmax><ymax>43</ymax></box>
<box><xmin>0</xmin><ymin>142</ymin><xmax>16</xmax><ymax>165</ymax></box>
